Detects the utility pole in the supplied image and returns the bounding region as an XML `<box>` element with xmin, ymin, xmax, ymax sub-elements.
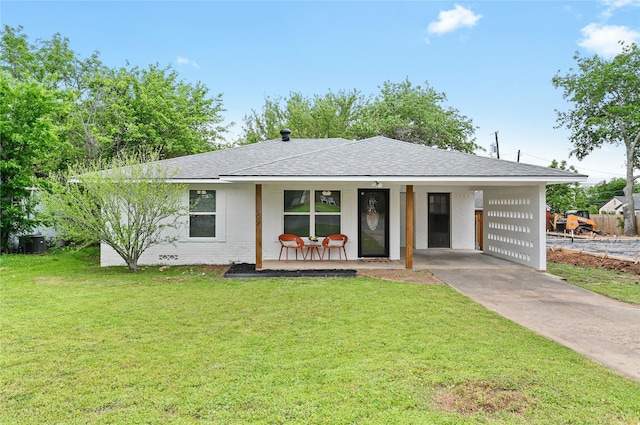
<box><xmin>517</xmin><ymin>149</ymin><xmax>520</xmax><ymax>162</ymax></box>
<box><xmin>494</xmin><ymin>131</ymin><xmax>500</xmax><ymax>159</ymax></box>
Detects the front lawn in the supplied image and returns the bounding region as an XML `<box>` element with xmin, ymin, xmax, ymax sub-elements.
<box><xmin>1</xmin><ymin>248</ymin><xmax>639</xmax><ymax>424</ymax></box>
<box><xmin>547</xmin><ymin>262</ymin><xmax>640</xmax><ymax>305</ymax></box>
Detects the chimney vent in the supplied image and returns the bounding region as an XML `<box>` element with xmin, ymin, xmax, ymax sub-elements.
<box><xmin>280</xmin><ymin>128</ymin><xmax>291</xmax><ymax>141</ymax></box>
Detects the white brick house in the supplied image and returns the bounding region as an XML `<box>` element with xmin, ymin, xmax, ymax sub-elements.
<box><xmin>100</xmin><ymin>135</ymin><xmax>586</xmax><ymax>271</ymax></box>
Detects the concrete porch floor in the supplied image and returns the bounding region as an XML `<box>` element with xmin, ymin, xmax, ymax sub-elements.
<box><xmin>260</xmin><ymin>249</ymin><xmax>526</xmax><ymax>271</ymax></box>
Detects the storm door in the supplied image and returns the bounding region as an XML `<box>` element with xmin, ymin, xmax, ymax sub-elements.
<box><xmin>428</xmin><ymin>193</ymin><xmax>450</xmax><ymax>248</ymax></box>
<box><xmin>358</xmin><ymin>189</ymin><xmax>389</xmax><ymax>257</ymax></box>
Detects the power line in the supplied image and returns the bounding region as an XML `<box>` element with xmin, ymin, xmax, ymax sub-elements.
<box><xmin>482</xmin><ymin>135</ymin><xmax>628</xmax><ymax>178</ymax></box>
<box><xmin>517</xmin><ymin>152</ymin><xmax>626</xmax><ymax>178</ymax></box>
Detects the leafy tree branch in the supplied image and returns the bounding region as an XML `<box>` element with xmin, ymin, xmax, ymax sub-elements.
<box><xmin>552</xmin><ymin>42</ymin><xmax>640</xmax><ymax>235</ymax></box>
<box><xmin>41</xmin><ymin>153</ymin><xmax>187</xmax><ymax>271</ymax></box>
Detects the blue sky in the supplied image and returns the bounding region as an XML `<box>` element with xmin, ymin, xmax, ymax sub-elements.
<box><xmin>2</xmin><ymin>1</ymin><xmax>639</xmax><ymax>182</ymax></box>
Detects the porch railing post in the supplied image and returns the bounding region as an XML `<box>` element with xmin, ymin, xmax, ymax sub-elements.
<box><xmin>256</xmin><ymin>184</ymin><xmax>262</xmax><ymax>269</ymax></box>
<box><xmin>406</xmin><ymin>185</ymin><xmax>414</xmax><ymax>269</ymax></box>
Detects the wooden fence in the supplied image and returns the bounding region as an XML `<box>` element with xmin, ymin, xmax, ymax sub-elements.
<box><xmin>591</xmin><ymin>214</ymin><xmax>640</xmax><ymax>236</ymax></box>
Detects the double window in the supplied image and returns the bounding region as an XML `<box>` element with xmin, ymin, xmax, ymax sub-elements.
<box><xmin>189</xmin><ymin>190</ymin><xmax>216</xmax><ymax>237</ymax></box>
<box><xmin>284</xmin><ymin>190</ymin><xmax>341</xmax><ymax>237</ymax></box>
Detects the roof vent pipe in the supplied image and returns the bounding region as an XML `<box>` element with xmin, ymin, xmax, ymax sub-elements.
<box><xmin>280</xmin><ymin>128</ymin><xmax>291</xmax><ymax>141</ymax></box>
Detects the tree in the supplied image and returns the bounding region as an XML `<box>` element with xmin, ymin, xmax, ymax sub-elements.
<box><xmin>1</xmin><ymin>25</ymin><xmax>109</xmax><ymax>164</ymax></box>
<box><xmin>1</xmin><ymin>25</ymin><xmax>230</xmax><ymax>164</ymax></box>
<box><xmin>584</xmin><ymin>177</ymin><xmax>635</xmax><ymax>212</ymax></box>
<box><xmin>240</xmin><ymin>79</ymin><xmax>479</xmax><ymax>153</ymax></box>
<box><xmin>0</xmin><ymin>25</ymin><xmax>37</xmax><ymax>82</ymax></box>
<box><xmin>97</xmin><ymin>64</ymin><xmax>229</xmax><ymax>159</ymax></box>
<box><xmin>552</xmin><ymin>43</ymin><xmax>640</xmax><ymax>236</ymax></box>
<box><xmin>545</xmin><ymin>160</ymin><xmax>586</xmax><ymax>214</ymax></box>
<box><xmin>69</xmin><ymin>63</ymin><xmax>229</xmax><ymax>161</ymax></box>
<box><xmin>241</xmin><ymin>89</ymin><xmax>367</xmax><ymax>143</ymax></box>
<box><xmin>41</xmin><ymin>153</ymin><xmax>186</xmax><ymax>271</ymax></box>
<box><xmin>0</xmin><ymin>72</ymin><xmax>64</xmax><ymax>252</ymax></box>
<box><xmin>353</xmin><ymin>79</ymin><xmax>479</xmax><ymax>153</ymax></box>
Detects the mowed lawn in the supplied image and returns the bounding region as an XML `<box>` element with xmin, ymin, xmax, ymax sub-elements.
<box><xmin>547</xmin><ymin>262</ymin><xmax>640</xmax><ymax>305</ymax></box>
<box><xmin>1</xmin><ymin>249</ymin><xmax>639</xmax><ymax>424</ymax></box>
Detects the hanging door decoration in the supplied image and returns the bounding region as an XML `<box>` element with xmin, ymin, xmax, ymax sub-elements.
<box><xmin>358</xmin><ymin>189</ymin><xmax>389</xmax><ymax>257</ymax></box>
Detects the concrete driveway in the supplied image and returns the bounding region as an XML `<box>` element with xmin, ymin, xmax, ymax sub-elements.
<box><xmin>424</xmin><ymin>251</ymin><xmax>640</xmax><ymax>382</ymax></box>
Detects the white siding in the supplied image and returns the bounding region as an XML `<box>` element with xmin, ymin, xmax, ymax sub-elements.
<box><xmin>414</xmin><ymin>190</ymin><xmax>428</xmax><ymax>249</ymax></box>
<box><xmin>101</xmin><ymin>182</ymin><xmax>543</xmax><ymax>269</ymax></box>
<box><xmin>101</xmin><ymin>183</ymin><xmax>256</xmax><ymax>267</ymax></box>
<box><xmin>450</xmin><ymin>190</ymin><xmax>476</xmax><ymax>249</ymax></box>
<box><xmin>411</xmin><ymin>187</ymin><xmax>475</xmax><ymax>250</ymax></box>
<box><xmin>598</xmin><ymin>198</ymin><xmax>623</xmax><ymax>214</ymax></box>
<box><xmin>483</xmin><ymin>185</ymin><xmax>546</xmax><ymax>270</ymax></box>
<box><xmin>261</xmin><ymin>183</ymin><xmax>378</xmax><ymax>260</ymax></box>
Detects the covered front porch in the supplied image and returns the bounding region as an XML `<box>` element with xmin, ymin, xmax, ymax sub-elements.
<box><xmin>255</xmin><ymin>183</ymin><xmax>549</xmax><ymax>271</ymax></box>
<box><xmin>259</xmin><ymin>248</ymin><xmax>529</xmax><ymax>271</ymax></box>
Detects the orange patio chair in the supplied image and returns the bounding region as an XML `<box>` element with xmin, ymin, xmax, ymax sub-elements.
<box><xmin>278</xmin><ymin>234</ymin><xmax>306</xmax><ymax>261</ymax></box>
<box><xmin>321</xmin><ymin>234</ymin><xmax>348</xmax><ymax>262</ymax></box>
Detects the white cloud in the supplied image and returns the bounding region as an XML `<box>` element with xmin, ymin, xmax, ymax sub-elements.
<box><xmin>427</xmin><ymin>4</ymin><xmax>482</xmax><ymax>36</ymax></box>
<box><xmin>578</xmin><ymin>23</ymin><xmax>640</xmax><ymax>57</ymax></box>
<box><xmin>599</xmin><ymin>0</ymin><xmax>640</xmax><ymax>18</ymax></box>
<box><xmin>176</xmin><ymin>56</ymin><xmax>200</xmax><ymax>69</ymax></box>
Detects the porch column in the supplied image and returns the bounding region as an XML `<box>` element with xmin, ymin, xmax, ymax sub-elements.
<box><xmin>255</xmin><ymin>184</ymin><xmax>262</xmax><ymax>269</ymax></box>
<box><xmin>406</xmin><ymin>185</ymin><xmax>414</xmax><ymax>269</ymax></box>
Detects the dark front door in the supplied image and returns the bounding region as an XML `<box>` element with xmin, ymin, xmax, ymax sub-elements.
<box><xmin>358</xmin><ymin>189</ymin><xmax>389</xmax><ymax>257</ymax></box>
<box><xmin>428</xmin><ymin>193</ymin><xmax>450</xmax><ymax>248</ymax></box>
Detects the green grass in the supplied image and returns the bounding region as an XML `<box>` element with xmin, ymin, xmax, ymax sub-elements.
<box><xmin>547</xmin><ymin>262</ymin><xmax>640</xmax><ymax>305</ymax></box>
<box><xmin>2</xmin><ymin>248</ymin><xmax>640</xmax><ymax>424</ymax></box>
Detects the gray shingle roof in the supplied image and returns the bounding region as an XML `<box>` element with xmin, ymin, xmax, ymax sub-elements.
<box><xmin>153</xmin><ymin>136</ymin><xmax>586</xmax><ymax>182</ymax></box>
<box><xmin>613</xmin><ymin>195</ymin><xmax>640</xmax><ymax>207</ymax></box>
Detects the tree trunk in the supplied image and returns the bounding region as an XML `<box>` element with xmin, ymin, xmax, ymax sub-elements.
<box><xmin>624</xmin><ymin>143</ymin><xmax>637</xmax><ymax>236</ymax></box>
<box><xmin>127</xmin><ymin>259</ymin><xmax>139</xmax><ymax>272</ymax></box>
<box><xmin>0</xmin><ymin>233</ymin><xmax>10</xmax><ymax>254</ymax></box>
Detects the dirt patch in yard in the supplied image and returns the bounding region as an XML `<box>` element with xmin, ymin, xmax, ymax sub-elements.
<box><xmin>198</xmin><ymin>265</ymin><xmax>231</xmax><ymax>277</ymax></box>
<box><xmin>547</xmin><ymin>248</ymin><xmax>640</xmax><ymax>275</ymax></box>
<box><xmin>357</xmin><ymin>268</ymin><xmax>443</xmax><ymax>284</ymax></box>
<box><xmin>432</xmin><ymin>380</ymin><xmax>533</xmax><ymax>416</ymax></box>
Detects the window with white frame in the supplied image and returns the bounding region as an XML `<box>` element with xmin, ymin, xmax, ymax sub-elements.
<box><xmin>283</xmin><ymin>190</ymin><xmax>341</xmax><ymax>237</ymax></box>
<box><xmin>189</xmin><ymin>190</ymin><xmax>216</xmax><ymax>237</ymax></box>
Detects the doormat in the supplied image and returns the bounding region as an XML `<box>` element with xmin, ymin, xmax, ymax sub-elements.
<box><xmin>224</xmin><ymin>263</ymin><xmax>357</xmax><ymax>279</ymax></box>
<box><xmin>360</xmin><ymin>258</ymin><xmax>391</xmax><ymax>263</ymax></box>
